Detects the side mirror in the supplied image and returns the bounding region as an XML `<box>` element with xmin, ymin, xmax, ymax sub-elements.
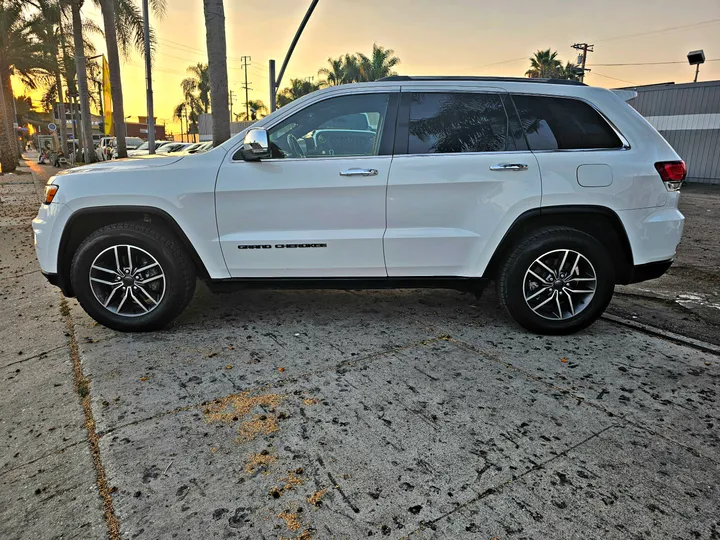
<box><xmin>240</xmin><ymin>128</ymin><xmax>271</xmax><ymax>161</ymax></box>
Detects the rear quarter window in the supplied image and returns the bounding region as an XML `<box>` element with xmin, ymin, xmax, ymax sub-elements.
<box><xmin>512</xmin><ymin>95</ymin><xmax>623</xmax><ymax>151</ymax></box>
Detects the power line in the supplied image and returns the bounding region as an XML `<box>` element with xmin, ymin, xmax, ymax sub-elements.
<box><xmin>156</xmin><ymin>36</ymin><xmax>258</xmax><ymax>64</ymax></box>
<box><xmin>589</xmin><ymin>59</ymin><xmax>720</xmax><ymax>67</ymax></box>
<box><xmin>595</xmin><ymin>17</ymin><xmax>720</xmax><ymax>44</ymax></box>
<box><xmin>590</xmin><ymin>72</ymin><xmax>638</xmax><ymax>85</ymax></box>
<box><xmin>477</xmin><ymin>18</ymin><xmax>720</xmax><ymax>73</ymax></box>
<box><xmin>476</xmin><ymin>56</ymin><xmax>528</xmax><ymax>69</ymax></box>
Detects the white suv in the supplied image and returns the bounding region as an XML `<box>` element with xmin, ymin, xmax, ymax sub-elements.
<box><xmin>33</xmin><ymin>76</ymin><xmax>686</xmax><ymax>334</ymax></box>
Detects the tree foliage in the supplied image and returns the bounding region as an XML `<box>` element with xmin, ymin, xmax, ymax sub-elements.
<box><xmin>276</xmin><ymin>43</ymin><xmax>401</xmax><ymax>107</ymax></box>
<box><xmin>526</xmin><ymin>49</ymin><xmax>580</xmax><ymax>80</ymax></box>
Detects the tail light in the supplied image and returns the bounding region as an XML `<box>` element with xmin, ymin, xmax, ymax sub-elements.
<box><xmin>655</xmin><ymin>161</ymin><xmax>686</xmax><ymax>192</ymax></box>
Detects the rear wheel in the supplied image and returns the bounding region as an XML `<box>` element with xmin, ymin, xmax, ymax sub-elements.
<box><xmin>70</xmin><ymin>222</ymin><xmax>196</xmax><ymax>332</ymax></box>
<box><xmin>498</xmin><ymin>227</ymin><xmax>615</xmax><ymax>334</ymax></box>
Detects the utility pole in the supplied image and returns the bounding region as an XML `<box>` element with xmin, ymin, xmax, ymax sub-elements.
<box><xmin>229</xmin><ymin>90</ymin><xmax>235</xmax><ymax>122</ymax></box>
<box><xmin>179</xmin><ymin>104</ymin><xmax>184</xmax><ymax>142</ymax></box>
<box><xmin>269</xmin><ymin>60</ymin><xmax>276</xmax><ymax>112</ymax></box>
<box><xmin>571</xmin><ymin>43</ymin><xmax>594</xmax><ymax>83</ymax></box>
<box><xmin>142</xmin><ymin>0</ymin><xmax>156</xmax><ymax>154</ymax></box>
<box><xmin>240</xmin><ymin>56</ymin><xmax>251</xmax><ymax>121</ymax></box>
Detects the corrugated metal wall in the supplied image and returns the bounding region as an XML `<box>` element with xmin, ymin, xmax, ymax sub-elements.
<box><xmin>627</xmin><ymin>81</ymin><xmax>720</xmax><ymax>184</ymax></box>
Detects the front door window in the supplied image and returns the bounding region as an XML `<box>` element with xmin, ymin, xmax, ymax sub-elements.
<box><xmin>267</xmin><ymin>93</ymin><xmax>392</xmax><ymax>159</ymax></box>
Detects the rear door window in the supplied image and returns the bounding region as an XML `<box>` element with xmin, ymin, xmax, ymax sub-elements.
<box><xmin>512</xmin><ymin>94</ymin><xmax>623</xmax><ymax>150</ymax></box>
<box><xmin>407</xmin><ymin>92</ymin><xmax>515</xmax><ymax>154</ymax></box>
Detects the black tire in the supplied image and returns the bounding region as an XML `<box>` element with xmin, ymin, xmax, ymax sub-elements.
<box><xmin>497</xmin><ymin>227</ymin><xmax>615</xmax><ymax>335</ymax></box>
<box><xmin>70</xmin><ymin>222</ymin><xmax>196</xmax><ymax>332</ymax></box>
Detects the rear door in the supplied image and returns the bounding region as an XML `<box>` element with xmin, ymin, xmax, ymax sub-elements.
<box><xmin>384</xmin><ymin>88</ymin><xmax>542</xmax><ymax>277</ymax></box>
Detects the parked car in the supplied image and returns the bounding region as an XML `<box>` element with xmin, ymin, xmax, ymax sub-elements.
<box><xmin>102</xmin><ymin>137</ymin><xmax>144</xmax><ymax>160</ymax></box>
<box><xmin>183</xmin><ymin>142</ymin><xmax>204</xmax><ymax>153</ymax></box>
<box><xmin>158</xmin><ymin>142</ymin><xmax>194</xmax><ymax>154</ymax></box>
<box><xmin>34</xmin><ymin>76</ymin><xmax>686</xmax><ymax>333</ymax></box>
<box><xmin>195</xmin><ymin>141</ymin><xmax>213</xmax><ymax>153</ymax></box>
<box><xmin>125</xmin><ymin>140</ymin><xmax>171</xmax><ymax>157</ymax></box>
<box><xmin>97</xmin><ymin>137</ymin><xmax>113</xmax><ymax>161</ymax></box>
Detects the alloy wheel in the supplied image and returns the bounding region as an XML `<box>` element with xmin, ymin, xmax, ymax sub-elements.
<box><xmin>523</xmin><ymin>249</ymin><xmax>597</xmax><ymax>320</ymax></box>
<box><xmin>88</xmin><ymin>244</ymin><xmax>166</xmax><ymax>317</ymax></box>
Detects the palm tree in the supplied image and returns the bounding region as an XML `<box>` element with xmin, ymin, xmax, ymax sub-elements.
<box><xmin>203</xmin><ymin>0</ymin><xmax>230</xmax><ymax>145</ymax></box>
<box><xmin>560</xmin><ymin>61</ymin><xmax>581</xmax><ymax>81</ymax></box>
<box><xmin>26</xmin><ymin>0</ymin><xmax>69</xmax><ymax>158</ymax></box>
<box><xmin>357</xmin><ymin>43</ymin><xmax>400</xmax><ymax>82</ymax></box>
<box><xmin>526</xmin><ymin>49</ymin><xmax>563</xmax><ymax>79</ymax></box>
<box><xmin>276</xmin><ymin>78</ymin><xmax>321</xmax><ymax>107</ymax></box>
<box><xmin>173</xmin><ymin>101</ymin><xmax>200</xmax><ymax>142</ymax></box>
<box><xmin>95</xmin><ymin>0</ymin><xmax>166</xmax><ymax>158</ymax></box>
<box><xmin>68</xmin><ymin>0</ymin><xmax>97</xmax><ymax>162</ymax></box>
<box><xmin>234</xmin><ymin>99</ymin><xmax>267</xmax><ymax>121</ymax></box>
<box><xmin>181</xmin><ymin>63</ymin><xmax>210</xmax><ymax>113</ymax></box>
<box><xmin>0</xmin><ymin>0</ymin><xmax>46</xmax><ymax>172</ymax></box>
<box><xmin>175</xmin><ymin>64</ymin><xmax>211</xmax><ymax>142</ymax></box>
<box><xmin>318</xmin><ymin>56</ymin><xmax>346</xmax><ymax>86</ymax></box>
<box><xmin>27</xmin><ymin>0</ymin><xmax>103</xmax><ymax>160</ymax></box>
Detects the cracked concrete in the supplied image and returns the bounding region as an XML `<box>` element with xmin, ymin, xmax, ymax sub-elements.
<box><xmin>0</xmin><ymin>158</ymin><xmax>106</xmax><ymax>540</ymax></box>
<box><xmin>2</xmin><ymin>154</ymin><xmax>719</xmax><ymax>539</ymax></box>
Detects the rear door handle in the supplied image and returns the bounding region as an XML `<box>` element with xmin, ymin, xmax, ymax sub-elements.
<box><xmin>339</xmin><ymin>168</ymin><xmax>378</xmax><ymax>177</ymax></box>
<box><xmin>489</xmin><ymin>163</ymin><xmax>528</xmax><ymax>172</ymax></box>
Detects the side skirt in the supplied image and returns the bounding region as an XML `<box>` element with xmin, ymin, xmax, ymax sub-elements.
<box><xmin>205</xmin><ymin>276</ymin><xmax>489</xmax><ymax>294</ymax></box>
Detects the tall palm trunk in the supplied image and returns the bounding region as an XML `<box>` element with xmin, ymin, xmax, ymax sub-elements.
<box><xmin>98</xmin><ymin>0</ymin><xmax>127</xmax><ymax>158</ymax></box>
<box><xmin>54</xmin><ymin>68</ymin><xmax>69</xmax><ymax>158</ymax></box>
<box><xmin>203</xmin><ymin>0</ymin><xmax>230</xmax><ymax>145</ymax></box>
<box><xmin>70</xmin><ymin>1</ymin><xmax>96</xmax><ymax>163</ymax></box>
<box><xmin>0</xmin><ymin>69</ymin><xmax>18</xmax><ymax>173</ymax></box>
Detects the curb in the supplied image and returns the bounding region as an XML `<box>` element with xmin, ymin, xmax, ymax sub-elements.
<box><xmin>602</xmin><ymin>313</ymin><xmax>720</xmax><ymax>356</ymax></box>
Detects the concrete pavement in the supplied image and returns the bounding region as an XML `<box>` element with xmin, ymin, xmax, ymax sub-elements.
<box><xmin>1</xmin><ymin>156</ymin><xmax>719</xmax><ymax>539</ymax></box>
<box><xmin>0</xmin><ymin>157</ymin><xmax>107</xmax><ymax>539</ymax></box>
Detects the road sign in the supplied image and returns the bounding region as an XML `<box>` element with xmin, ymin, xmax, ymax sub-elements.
<box><xmin>48</xmin><ymin>122</ymin><xmax>57</xmax><ymax>132</ymax></box>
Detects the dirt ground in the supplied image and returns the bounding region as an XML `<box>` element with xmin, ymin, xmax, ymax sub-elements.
<box><xmin>609</xmin><ymin>183</ymin><xmax>720</xmax><ymax>345</ymax></box>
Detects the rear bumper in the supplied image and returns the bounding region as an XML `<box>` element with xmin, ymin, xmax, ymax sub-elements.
<box><xmin>617</xmin><ymin>206</ymin><xmax>684</xmax><ymax>265</ymax></box>
<box><xmin>627</xmin><ymin>259</ymin><xmax>673</xmax><ymax>284</ymax></box>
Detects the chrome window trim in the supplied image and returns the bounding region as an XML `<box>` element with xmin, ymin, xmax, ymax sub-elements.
<box><xmin>392</xmin><ymin>150</ymin><xmax>535</xmax><ymax>158</ymax></box>
<box><xmin>230</xmin><ymin>155</ymin><xmax>389</xmax><ymax>164</ymax></box>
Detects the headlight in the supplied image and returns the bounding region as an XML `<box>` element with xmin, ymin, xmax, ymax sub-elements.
<box><xmin>44</xmin><ymin>185</ymin><xmax>59</xmax><ymax>205</ymax></box>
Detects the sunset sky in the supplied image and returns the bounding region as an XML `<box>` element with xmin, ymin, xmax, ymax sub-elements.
<box><xmin>19</xmin><ymin>0</ymin><xmax>720</xmax><ymax>135</ymax></box>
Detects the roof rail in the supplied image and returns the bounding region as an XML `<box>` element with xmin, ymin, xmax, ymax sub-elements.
<box><xmin>378</xmin><ymin>75</ymin><xmax>586</xmax><ymax>86</ymax></box>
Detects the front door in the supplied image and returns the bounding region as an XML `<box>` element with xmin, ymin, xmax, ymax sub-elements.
<box><xmin>385</xmin><ymin>89</ymin><xmax>542</xmax><ymax>277</ymax></box>
<box><xmin>216</xmin><ymin>90</ymin><xmax>399</xmax><ymax>277</ymax></box>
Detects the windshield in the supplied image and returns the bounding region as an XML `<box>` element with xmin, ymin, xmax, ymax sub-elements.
<box><xmin>126</xmin><ymin>137</ymin><xmax>143</xmax><ymax>148</ymax></box>
<box><xmin>135</xmin><ymin>141</ymin><xmax>149</xmax><ymax>151</ymax></box>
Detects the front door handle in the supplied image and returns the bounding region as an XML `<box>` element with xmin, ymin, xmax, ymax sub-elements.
<box><xmin>489</xmin><ymin>163</ymin><xmax>528</xmax><ymax>172</ymax></box>
<box><xmin>339</xmin><ymin>168</ymin><xmax>379</xmax><ymax>177</ymax></box>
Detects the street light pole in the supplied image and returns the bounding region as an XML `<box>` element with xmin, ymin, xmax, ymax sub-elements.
<box><xmin>270</xmin><ymin>0</ymin><xmax>320</xmax><ymax>111</ymax></box>
<box><xmin>142</xmin><ymin>0</ymin><xmax>156</xmax><ymax>154</ymax></box>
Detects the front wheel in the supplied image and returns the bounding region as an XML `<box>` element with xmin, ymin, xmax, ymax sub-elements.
<box><xmin>70</xmin><ymin>222</ymin><xmax>196</xmax><ymax>332</ymax></box>
<box><xmin>497</xmin><ymin>227</ymin><xmax>615</xmax><ymax>335</ymax></box>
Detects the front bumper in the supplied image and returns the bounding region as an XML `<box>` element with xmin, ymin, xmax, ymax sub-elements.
<box><xmin>42</xmin><ymin>271</ymin><xmax>73</xmax><ymax>297</ymax></box>
<box><xmin>32</xmin><ymin>202</ymin><xmax>71</xmax><ymax>275</ymax></box>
